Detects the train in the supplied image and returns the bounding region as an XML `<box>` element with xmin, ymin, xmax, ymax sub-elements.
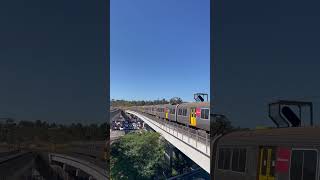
<box><xmin>129</xmin><ymin>102</ymin><xmax>210</xmax><ymax>132</ymax></box>
<box><xmin>211</xmin><ymin>126</ymin><xmax>320</xmax><ymax>180</ymax></box>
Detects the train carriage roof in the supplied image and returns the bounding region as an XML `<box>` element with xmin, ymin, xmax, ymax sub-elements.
<box><xmin>218</xmin><ymin>127</ymin><xmax>320</xmax><ymax>147</ymax></box>
<box><xmin>178</xmin><ymin>102</ymin><xmax>209</xmax><ymax>108</ymax></box>
<box><xmin>165</xmin><ymin>104</ymin><xmax>178</xmax><ymax>108</ymax></box>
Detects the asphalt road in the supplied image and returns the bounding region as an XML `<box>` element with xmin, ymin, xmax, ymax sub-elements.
<box><xmin>0</xmin><ymin>151</ymin><xmax>35</xmax><ymax>179</ymax></box>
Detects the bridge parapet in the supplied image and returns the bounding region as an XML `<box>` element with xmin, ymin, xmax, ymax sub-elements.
<box><xmin>48</xmin><ymin>153</ymin><xmax>108</xmax><ymax>180</ymax></box>
<box><xmin>126</xmin><ymin>110</ymin><xmax>210</xmax><ymax>173</ymax></box>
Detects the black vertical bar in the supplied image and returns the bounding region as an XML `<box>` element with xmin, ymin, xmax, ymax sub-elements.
<box><xmin>310</xmin><ymin>103</ymin><xmax>313</xmax><ymax>126</ymax></box>
<box><xmin>299</xmin><ymin>105</ymin><xmax>301</xmax><ymax>126</ymax></box>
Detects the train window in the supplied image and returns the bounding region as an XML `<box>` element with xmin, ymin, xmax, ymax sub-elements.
<box><xmin>290</xmin><ymin>150</ymin><xmax>317</xmax><ymax>180</ymax></box>
<box><xmin>170</xmin><ymin>108</ymin><xmax>175</xmax><ymax>114</ymax></box>
<box><xmin>217</xmin><ymin>148</ymin><xmax>232</xmax><ymax>170</ymax></box>
<box><xmin>183</xmin><ymin>109</ymin><xmax>187</xmax><ymax>116</ymax></box>
<box><xmin>231</xmin><ymin>148</ymin><xmax>246</xmax><ymax>172</ymax></box>
<box><xmin>201</xmin><ymin>109</ymin><xmax>209</xmax><ymax>119</ymax></box>
<box><xmin>231</xmin><ymin>149</ymin><xmax>239</xmax><ymax>171</ymax></box>
<box><xmin>239</xmin><ymin>149</ymin><xmax>246</xmax><ymax>172</ymax></box>
<box><xmin>303</xmin><ymin>151</ymin><xmax>317</xmax><ymax>180</ymax></box>
<box><xmin>224</xmin><ymin>148</ymin><xmax>231</xmax><ymax>169</ymax></box>
<box><xmin>218</xmin><ymin>148</ymin><xmax>225</xmax><ymax>169</ymax></box>
<box><xmin>290</xmin><ymin>150</ymin><xmax>303</xmax><ymax>180</ymax></box>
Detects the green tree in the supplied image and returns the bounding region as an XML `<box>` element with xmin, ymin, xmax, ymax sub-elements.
<box><xmin>211</xmin><ymin>114</ymin><xmax>234</xmax><ymax>135</ymax></box>
<box><xmin>111</xmin><ymin>132</ymin><xmax>166</xmax><ymax>180</ymax></box>
<box><xmin>169</xmin><ymin>97</ymin><xmax>183</xmax><ymax>105</ymax></box>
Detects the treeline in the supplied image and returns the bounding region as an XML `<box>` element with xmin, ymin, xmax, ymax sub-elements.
<box><xmin>211</xmin><ymin>114</ymin><xmax>251</xmax><ymax>136</ymax></box>
<box><xmin>0</xmin><ymin>119</ymin><xmax>107</xmax><ymax>145</ymax></box>
<box><xmin>111</xmin><ymin>97</ymin><xmax>183</xmax><ymax>107</ymax></box>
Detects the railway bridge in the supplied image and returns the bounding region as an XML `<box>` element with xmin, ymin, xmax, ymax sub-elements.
<box><xmin>48</xmin><ymin>153</ymin><xmax>108</xmax><ymax>180</ymax></box>
<box><xmin>126</xmin><ymin>110</ymin><xmax>210</xmax><ymax>174</ymax></box>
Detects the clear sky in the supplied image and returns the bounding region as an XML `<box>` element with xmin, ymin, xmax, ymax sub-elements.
<box><xmin>213</xmin><ymin>0</ymin><xmax>320</xmax><ymax>128</ymax></box>
<box><xmin>110</xmin><ymin>0</ymin><xmax>210</xmax><ymax>102</ymax></box>
<box><xmin>0</xmin><ymin>0</ymin><xmax>106</xmax><ymax>124</ymax></box>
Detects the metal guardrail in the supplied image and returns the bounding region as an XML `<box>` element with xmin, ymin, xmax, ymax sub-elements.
<box><xmin>126</xmin><ymin>110</ymin><xmax>210</xmax><ymax>173</ymax></box>
<box><xmin>154</xmin><ymin>116</ymin><xmax>210</xmax><ymax>155</ymax></box>
<box><xmin>136</xmin><ymin>112</ymin><xmax>210</xmax><ymax>156</ymax></box>
<box><xmin>167</xmin><ymin>168</ymin><xmax>210</xmax><ymax>180</ymax></box>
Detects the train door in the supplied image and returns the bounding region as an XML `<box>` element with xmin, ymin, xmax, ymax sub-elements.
<box><xmin>190</xmin><ymin>107</ymin><xmax>196</xmax><ymax>126</ymax></box>
<box><xmin>258</xmin><ymin>147</ymin><xmax>276</xmax><ymax>180</ymax></box>
<box><xmin>165</xmin><ymin>108</ymin><xmax>169</xmax><ymax>119</ymax></box>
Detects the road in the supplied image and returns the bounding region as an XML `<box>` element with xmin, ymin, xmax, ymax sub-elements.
<box><xmin>0</xmin><ymin>142</ymin><xmax>107</xmax><ymax>179</ymax></box>
<box><xmin>0</xmin><ymin>151</ymin><xmax>35</xmax><ymax>179</ymax></box>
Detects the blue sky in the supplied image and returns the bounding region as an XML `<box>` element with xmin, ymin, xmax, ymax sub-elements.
<box><xmin>0</xmin><ymin>0</ymin><xmax>106</xmax><ymax>124</ymax></box>
<box><xmin>214</xmin><ymin>0</ymin><xmax>320</xmax><ymax>127</ymax></box>
<box><xmin>110</xmin><ymin>0</ymin><xmax>210</xmax><ymax>102</ymax></box>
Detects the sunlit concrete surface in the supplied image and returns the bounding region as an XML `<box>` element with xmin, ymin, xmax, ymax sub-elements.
<box><xmin>0</xmin><ymin>151</ymin><xmax>26</xmax><ymax>163</ymax></box>
<box><xmin>126</xmin><ymin>110</ymin><xmax>210</xmax><ymax>174</ymax></box>
<box><xmin>110</xmin><ymin>109</ymin><xmax>121</xmax><ymax>120</ymax></box>
<box><xmin>49</xmin><ymin>153</ymin><xmax>108</xmax><ymax>180</ymax></box>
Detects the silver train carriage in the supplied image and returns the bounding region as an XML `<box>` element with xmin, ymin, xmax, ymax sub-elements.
<box><xmin>131</xmin><ymin>102</ymin><xmax>210</xmax><ymax>132</ymax></box>
<box><xmin>213</xmin><ymin>127</ymin><xmax>320</xmax><ymax>180</ymax></box>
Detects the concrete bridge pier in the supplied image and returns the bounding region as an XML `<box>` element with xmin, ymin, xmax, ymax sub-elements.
<box><xmin>76</xmin><ymin>169</ymin><xmax>80</xmax><ymax>176</ymax></box>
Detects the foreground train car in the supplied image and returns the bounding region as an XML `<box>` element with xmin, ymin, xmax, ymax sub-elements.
<box><xmin>213</xmin><ymin>127</ymin><xmax>320</xmax><ymax>180</ymax></box>
<box><xmin>130</xmin><ymin>102</ymin><xmax>210</xmax><ymax>132</ymax></box>
<box><xmin>176</xmin><ymin>102</ymin><xmax>209</xmax><ymax>131</ymax></box>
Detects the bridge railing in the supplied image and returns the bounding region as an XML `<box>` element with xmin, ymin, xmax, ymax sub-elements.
<box><xmin>134</xmin><ymin>112</ymin><xmax>210</xmax><ymax>156</ymax></box>
<box><xmin>126</xmin><ymin>110</ymin><xmax>210</xmax><ymax>173</ymax></box>
<box><xmin>155</xmin><ymin>117</ymin><xmax>210</xmax><ymax>155</ymax></box>
<box><xmin>49</xmin><ymin>153</ymin><xmax>108</xmax><ymax>180</ymax></box>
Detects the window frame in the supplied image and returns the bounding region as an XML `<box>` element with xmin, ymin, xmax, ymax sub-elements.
<box><xmin>289</xmin><ymin>148</ymin><xmax>319</xmax><ymax>180</ymax></box>
<box><xmin>183</xmin><ymin>109</ymin><xmax>187</xmax><ymax>116</ymax></box>
<box><xmin>200</xmin><ymin>108</ymin><xmax>209</xmax><ymax>120</ymax></box>
<box><xmin>170</xmin><ymin>108</ymin><xmax>175</xmax><ymax>115</ymax></box>
<box><xmin>217</xmin><ymin>147</ymin><xmax>232</xmax><ymax>171</ymax></box>
<box><xmin>216</xmin><ymin>147</ymin><xmax>247</xmax><ymax>174</ymax></box>
<box><xmin>230</xmin><ymin>148</ymin><xmax>247</xmax><ymax>173</ymax></box>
